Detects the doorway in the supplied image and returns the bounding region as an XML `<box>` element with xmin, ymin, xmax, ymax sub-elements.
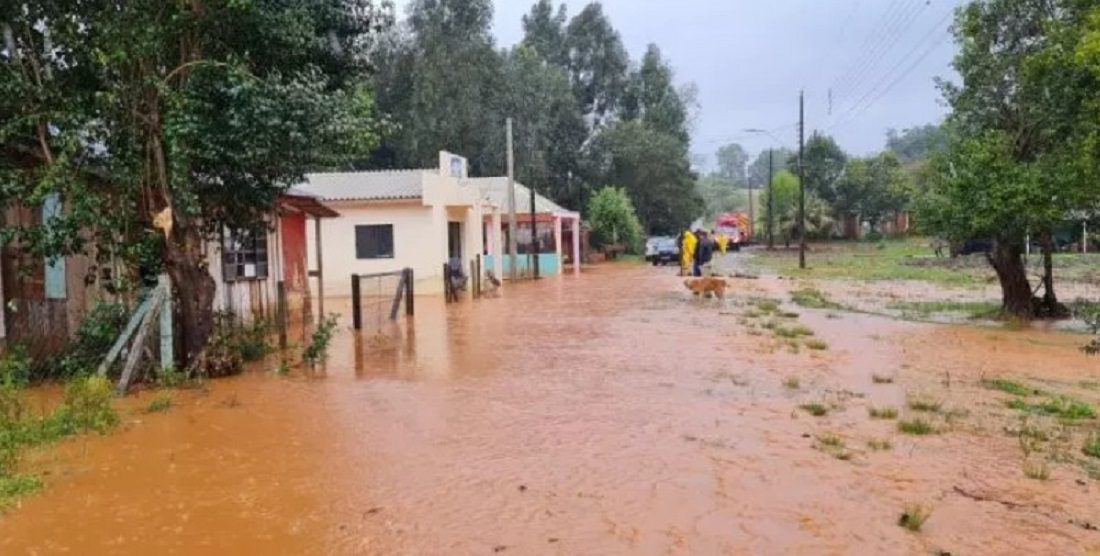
<box><xmin>448</xmin><ymin>221</ymin><xmax>462</xmax><ymax>263</ymax></box>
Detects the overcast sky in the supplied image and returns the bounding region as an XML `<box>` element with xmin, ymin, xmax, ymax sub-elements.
<box><xmin>392</xmin><ymin>0</ymin><xmax>964</xmax><ymax>169</ymax></box>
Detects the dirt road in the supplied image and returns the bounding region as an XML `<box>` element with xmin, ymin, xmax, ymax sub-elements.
<box><xmin>2</xmin><ymin>262</ymin><xmax>1097</xmax><ymax>554</ymax></box>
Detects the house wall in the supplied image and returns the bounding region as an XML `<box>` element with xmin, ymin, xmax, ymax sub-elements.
<box><xmin>208</xmin><ymin>225</ymin><xmax>280</xmax><ymax>323</ymax></box>
<box><xmin>307</xmin><ymin>200</ymin><xmax>447</xmax><ymax>296</ymax></box>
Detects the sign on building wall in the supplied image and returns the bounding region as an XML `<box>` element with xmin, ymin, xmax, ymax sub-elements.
<box><xmin>439</xmin><ymin>151</ymin><xmax>468</xmax><ymax>179</ymax></box>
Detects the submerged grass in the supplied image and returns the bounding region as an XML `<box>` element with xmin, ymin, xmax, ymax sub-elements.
<box><xmin>783</xmin><ymin>377</ymin><xmax>801</xmax><ymax>390</ymax></box>
<box><xmin>871</xmin><ymin>373</ymin><xmax>895</xmax><ymax>384</ymax></box>
<box><xmin>790</xmin><ymin>288</ymin><xmax>843</xmax><ymax>310</ymax></box>
<box><xmin>898</xmin><ymin>504</ymin><xmax>931</xmax><ymax>532</ymax></box>
<box><xmin>1084</xmin><ymin>434</ymin><xmax>1100</xmax><ymax>458</ymax></box>
<box><xmin>868</xmin><ymin>406</ymin><xmax>899</xmax><ymax>419</ymax></box>
<box><xmin>867</xmin><ymin>438</ymin><xmax>893</xmax><ymax>451</ymax></box>
<box><xmin>907</xmin><ymin>396</ymin><xmax>943</xmax><ymax>413</ymax></box>
<box><xmin>1023</xmin><ymin>459</ymin><xmax>1051</xmax><ymax>481</ymax></box>
<box><xmin>897</xmin><ymin>417</ymin><xmax>937</xmax><ymax>435</ymax></box>
<box><xmin>1007</xmin><ymin>396</ymin><xmax>1096</xmax><ymax>422</ymax></box>
<box><xmin>804</xmin><ymin>339</ymin><xmax>829</xmax><ymax>351</ymax></box>
<box><xmin>145</xmin><ymin>392</ymin><xmax>173</xmax><ymax>413</ymax></box>
<box><xmin>981</xmin><ymin>378</ymin><xmax>1041</xmax><ymax>397</ymax></box>
<box><xmin>888</xmin><ymin>300</ymin><xmax>1000</xmax><ymax>319</ymax></box>
<box><xmin>800</xmin><ymin>402</ymin><xmax>829</xmax><ymax>417</ymax></box>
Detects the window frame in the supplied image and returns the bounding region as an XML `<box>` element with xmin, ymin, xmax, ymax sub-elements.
<box><xmin>222</xmin><ymin>227</ymin><xmax>270</xmax><ymax>282</ymax></box>
<box><xmin>355</xmin><ymin>224</ymin><xmax>395</xmax><ymax>260</ymax></box>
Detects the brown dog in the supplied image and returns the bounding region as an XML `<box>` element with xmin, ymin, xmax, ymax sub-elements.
<box><xmin>683</xmin><ymin>277</ymin><xmax>728</xmax><ymax>299</ymax></box>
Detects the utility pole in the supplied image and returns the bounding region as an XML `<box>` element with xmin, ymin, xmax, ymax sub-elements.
<box><xmin>506</xmin><ymin>118</ymin><xmax>518</xmax><ymax>280</ymax></box>
<box><xmin>747</xmin><ymin>176</ymin><xmax>754</xmax><ymax>243</ymax></box>
<box><xmin>530</xmin><ymin>183</ymin><xmax>539</xmax><ymax>279</ymax></box>
<box><xmin>798</xmin><ymin>90</ymin><xmax>806</xmax><ymax>269</ymax></box>
<box><xmin>767</xmin><ymin>148</ymin><xmax>774</xmax><ymax>250</ymax></box>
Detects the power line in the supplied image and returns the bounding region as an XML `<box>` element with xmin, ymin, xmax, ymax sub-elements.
<box><xmin>832</xmin><ymin>0</ymin><xmax>929</xmax><ymax>107</ymax></box>
<box><xmin>826</xmin><ymin>0</ymin><xmax>916</xmax><ymax>99</ymax></box>
<box><xmin>828</xmin><ymin>8</ymin><xmax>954</xmax><ymax>133</ymax></box>
<box><xmin>809</xmin><ymin>0</ymin><xmax>862</xmax><ymax>95</ymax></box>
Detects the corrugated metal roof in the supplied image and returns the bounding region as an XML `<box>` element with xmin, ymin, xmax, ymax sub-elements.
<box><xmin>471</xmin><ymin>177</ymin><xmax>575</xmax><ymax>215</ymax></box>
<box><xmin>297</xmin><ymin>170</ymin><xmax>430</xmax><ymax>201</ymax></box>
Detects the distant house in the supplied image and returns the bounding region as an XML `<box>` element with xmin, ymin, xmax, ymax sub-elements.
<box><xmin>470</xmin><ymin>178</ymin><xmax>582</xmax><ymax>278</ymax></box>
<box><xmin>297</xmin><ymin>152</ymin><xmax>498</xmax><ymax>296</ymax></box>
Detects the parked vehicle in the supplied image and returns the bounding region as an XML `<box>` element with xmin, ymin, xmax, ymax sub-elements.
<box><xmin>651</xmin><ymin>237</ymin><xmax>680</xmax><ymax>266</ymax></box>
<box><xmin>715</xmin><ymin>212</ymin><xmax>752</xmax><ymax>251</ymax></box>
<box><xmin>646</xmin><ymin>236</ymin><xmax>674</xmax><ymax>262</ymax></box>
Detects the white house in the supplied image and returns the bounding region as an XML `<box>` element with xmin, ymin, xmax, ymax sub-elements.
<box><xmin>469</xmin><ymin>178</ymin><xmax>582</xmax><ymax>278</ymax></box>
<box><xmin>298</xmin><ymin>152</ymin><xmax>498</xmax><ymax>297</ymax></box>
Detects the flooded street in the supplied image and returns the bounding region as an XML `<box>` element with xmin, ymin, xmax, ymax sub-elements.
<box><xmin>3</xmin><ymin>261</ymin><xmax>1099</xmax><ymax>554</ymax></box>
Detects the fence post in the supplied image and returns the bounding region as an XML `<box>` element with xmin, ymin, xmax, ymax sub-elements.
<box><xmin>389</xmin><ymin>272</ymin><xmax>405</xmax><ymax>321</ymax></box>
<box><xmin>157</xmin><ymin>274</ymin><xmax>173</xmax><ymax>371</ymax></box>
<box><xmin>351</xmin><ymin>274</ymin><xmax>362</xmax><ymax>330</ymax></box>
<box><xmin>405</xmin><ymin>268</ymin><xmax>414</xmax><ymax>316</ymax></box>
<box><xmin>442</xmin><ymin>263</ymin><xmax>450</xmax><ymax>303</ymax></box>
<box><xmin>276</xmin><ymin>280</ymin><xmax>288</xmax><ymax>349</ymax></box>
<box><xmin>475</xmin><ymin>255</ymin><xmax>481</xmax><ymax>298</ymax></box>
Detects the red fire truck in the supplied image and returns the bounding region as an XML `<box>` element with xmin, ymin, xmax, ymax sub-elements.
<box><xmin>715</xmin><ymin>212</ymin><xmax>752</xmax><ymax>251</ymax></box>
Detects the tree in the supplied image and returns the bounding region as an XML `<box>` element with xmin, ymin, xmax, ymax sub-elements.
<box><xmin>924</xmin><ymin>0</ymin><xmax>1100</xmax><ymax>317</ymax></box>
<box><xmin>521</xmin><ymin>0</ymin><xmax>569</xmax><ymax>66</ymax></box>
<box><xmin>790</xmin><ymin>133</ymin><xmax>846</xmax><ymax>206</ymax></box>
<box><xmin>886</xmin><ymin>124</ymin><xmax>948</xmax><ymax>164</ymax></box>
<box><xmin>747</xmin><ymin>147</ymin><xmax>793</xmax><ymax>189</ymax></box>
<box><xmin>759</xmin><ymin>170</ymin><xmax>800</xmax><ymax>247</ymax></box>
<box><xmin>1</xmin><ymin>1</ymin><xmax>386</xmax><ymax>366</ymax></box>
<box><xmin>376</xmin><ymin>0</ymin><xmax>504</xmax><ymax>175</ymax></box>
<box><xmin>622</xmin><ymin>44</ymin><xmax>690</xmax><ymax>144</ymax></box>
<box><xmin>501</xmin><ymin>45</ymin><xmax>586</xmax><ymax>205</ymax></box>
<box><xmin>835</xmin><ymin>152</ymin><xmax>912</xmax><ymax>229</ymax></box>
<box><xmin>696</xmin><ymin>174</ymin><xmax>748</xmax><ymax>220</ymax></box>
<box><xmin>565</xmin><ymin>3</ymin><xmax>629</xmax><ymax>131</ymax></box>
<box><xmin>714</xmin><ymin>143</ymin><xmax>749</xmax><ymax>185</ymax></box>
<box><xmin>586</xmin><ymin>120</ymin><xmax>702</xmax><ymax>235</ymax></box>
<box><xmin>587</xmin><ymin>186</ymin><xmax>643</xmax><ymax>253</ymax></box>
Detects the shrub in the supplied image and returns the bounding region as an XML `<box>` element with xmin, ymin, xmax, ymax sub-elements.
<box><xmin>898</xmin><ymin>504</ymin><xmax>930</xmax><ymax>531</ymax></box>
<box><xmin>235</xmin><ymin>319</ymin><xmax>272</xmax><ymax>362</ymax></box>
<box><xmin>587</xmin><ymin>187</ymin><xmax>645</xmax><ymax>254</ymax></box>
<box><xmin>52</xmin><ymin>376</ymin><xmax>119</xmax><ymax>435</ymax></box>
<box><xmin>53</xmin><ymin>303</ymin><xmax>128</xmax><ymax>379</ymax></box>
<box><xmin>302</xmin><ymin>314</ymin><xmax>340</xmax><ymax>367</ymax></box>
<box><xmin>146</xmin><ymin>392</ymin><xmax>173</xmax><ymax>413</ymax></box>
<box><xmin>1084</xmin><ymin>434</ymin><xmax>1100</xmax><ymax>459</ymax></box>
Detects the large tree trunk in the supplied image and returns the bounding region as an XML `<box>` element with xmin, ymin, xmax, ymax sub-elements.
<box><xmin>163</xmin><ymin>222</ymin><xmax>216</xmax><ymax>367</ymax></box>
<box><xmin>986</xmin><ymin>238</ymin><xmax>1037</xmax><ymax>318</ymax></box>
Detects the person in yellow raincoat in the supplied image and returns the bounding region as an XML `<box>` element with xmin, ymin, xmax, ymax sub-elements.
<box><xmin>680</xmin><ymin>229</ymin><xmax>697</xmax><ymax>276</ymax></box>
<box><xmin>715</xmin><ymin>233</ymin><xmax>729</xmax><ymax>254</ymax></box>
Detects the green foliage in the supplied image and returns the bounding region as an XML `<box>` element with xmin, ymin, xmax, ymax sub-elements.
<box><xmin>0</xmin><ymin>474</ymin><xmax>43</xmax><ymax>512</ymax></box>
<box><xmin>1084</xmin><ymin>434</ymin><xmax>1100</xmax><ymax>458</ymax></box>
<box><xmin>587</xmin><ymin>121</ymin><xmax>701</xmax><ymax>234</ymax></box>
<box><xmin>804</xmin><ymin>339</ymin><xmax>828</xmax><ymax>351</ymax></box>
<box><xmin>1007</xmin><ymin>396</ymin><xmax>1095</xmax><ymax>421</ymax></box>
<box><xmin>791</xmin><ymin>133</ymin><xmax>847</xmax><ymax>206</ymax></box>
<box><xmin>1076</xmin><ymin>302</ymin><xmax>1100</xmax><ymax>355</ymax></box>
<box><xmin>867</xmin><ymin>438</ymin><xmax>893</xmax><ymax>451</ymax></box>
<box><xmin>53</xmin><ymin>303</ymin><xmax>129</xmax><ymax>380</ymax></box>
<box><xmin>748</xmin><ymin>147</ymin><xmax>793</xmax><ymax>190</ymax></box>
<box><xmin>980</xmin><ymin>378</ymin><xmax>1041</xmax><ymax>397</ymax></box>
<box><xmin>53</xmin><ymin>376</ymin><xmax>119</xmax><ymax>435</ymax></box>
<box><xmin>886</xmin><ymin>124</ymin><xmax>948</xmax><ymax>164</ymax></box>
<box><xmin>235</xmin><ymin>319</ymin><xmax>272</xmax><ymax>363</ymax></box>
<box><xmin>302</xmin><ymin>314</ymin><xmax>340</xmax><ymax>368</ymax></box>
<box><xmin>0</xmin><ymin>348</ymin><xmax>32</xmax><ymax>389</ymax></box>
<box><xmin>834</xmin><ymin>152</ymin><xmax>912</xmax><ymax>226</ymax></box>
<box><xmin>713</xmin><ymin>143</ymin><xmax>749</xmax><ymax>185</ymax></box>
<box><xmin>586</xmin><ymin>187</ymin><xmax>645</xmax><ymax>252</ymax></box>
<box><xmin>907</xmin><ymin>396</ymin><xmax>943</xmax><ymax>413</ymax></box>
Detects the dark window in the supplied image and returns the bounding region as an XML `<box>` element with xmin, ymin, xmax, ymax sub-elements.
<box><xmin>356</xmin><ymin>224</ymin><xmax>394</xmax><ymax>259</ymax></box>
<box><xmin>223</xmin><ymin>228</ymin><xmax>269</xmax><ymax>282</ymax></box>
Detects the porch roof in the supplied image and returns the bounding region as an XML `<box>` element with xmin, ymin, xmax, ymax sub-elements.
<box><xmin>470</xmin><ymin>177</ymin><xmax>577</xmax><ymax>216</ymax></box>
<box><xmin>281</xmin><ymin>188</ymin><xmax>340</xmax><ymax>218</ymax></box>
<box><xmin>296</xmin><ymin>170</ymin><xmax>430</xmax><ymax>202</ymax></box>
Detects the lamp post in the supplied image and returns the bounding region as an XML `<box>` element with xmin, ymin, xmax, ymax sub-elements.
<box><xmin>744</xmin><ymin>128</ymin><xmax>787</xmax><ymax>250</ymax></box>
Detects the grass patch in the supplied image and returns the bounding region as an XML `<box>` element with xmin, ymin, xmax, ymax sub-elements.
<box><xmin>0</xmin><ymin>474</ymin><xmax>42</xmax><ymax>511</ymax></box>
<box><xmin>907</xmin><ymin>396</ymin><xmax>943</xmax><ymax>413</ymax></box>
<box><xmin>774</xmin><ymin>324</ymin><xmax>815</xmax><ymax>339</ymax></box>
<box><xmin>888</xmin><ymin>300</ymin><xmax>1000</xmax><ymax>319</ymax></box>
<box><xmin>1084</xmin><ymin>434</ymin><xmax>1100</xmax><ymax>458</ymax></box>
<box><xmin>145</xmin><ymin>392</ymin><xmax>173</xmax><ymax>413</ymax></box>
<box><xmin>1023</xmin><ymin>459</ymin><xmax>1051</xmax><ymax>481</ymax></box>
<box><xmin>871</xmin><ymin>373</ymin><xmax>895</xmax><ymax>384</ymax></box>
<box><xmin>980</xmin><ymin>378</ymin><xmax>1041</xmax><ymax>397</ymax></box>
<box><xmin>779</xmin><ymin>311</ymin><xmax>800</xmax><ymax>319</ymax></box>
<box><xmin>800</xmin><ymin>402</ymin><xmax>829</xmax><ymax>417</ymax></box>
<box><xmin>898</xmin><ymin>504</ymin><xmax>931</xmax><ymax>532</ymax></box>
<box><xmin>804</xmin><ymin>339</ymin><xmax>828</xmax><ymax>351</ymax></box>
<box><xmin>868</xmin><ymin>406</ymin><xmax>899</xmax><ymax>419</ymax></box>
<box><xmin>867</xmin><ymin>438</ymin><xmax>893</xmax><ymax>451</ymax></box>
<box><xmin>897</xmin><ymin>418</ymin><xmax>937</xmax><ymax>435</ymax></box>
<box><xmin>815</xmin><ymin>433</ymin><xmax>852</xmax><ymax>460</ymax></box>
<box><xmin>790</xmin><ymin>288</ymin><xmax>842</xmax><ymax>310</ymax></box>
<box><xmin>1007</xmin><ymin>396</ymin><xmax>1096</xmax><ymax>422</ymax></box>
<box><xmin>783</xmin><ymin>377</ymin><xmax>801</xmax><ymax>390</ymax></box>
<box><xmin>752</xmin><ymin>299</ymin><xmax>780</xmax><ymax>313</ymax></box>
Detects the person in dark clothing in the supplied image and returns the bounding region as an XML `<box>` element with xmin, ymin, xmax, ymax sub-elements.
<box><xmin>693</xmin><ymin>230</ymin><xmax>713</xmax><ymax>276</ymax></box>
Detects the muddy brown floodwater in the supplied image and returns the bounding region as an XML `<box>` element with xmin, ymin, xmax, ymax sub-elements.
<box><xmin>2</xmin><ymin>262</ymin><xmax>1099</xmax><ymax>554</ymax></box>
